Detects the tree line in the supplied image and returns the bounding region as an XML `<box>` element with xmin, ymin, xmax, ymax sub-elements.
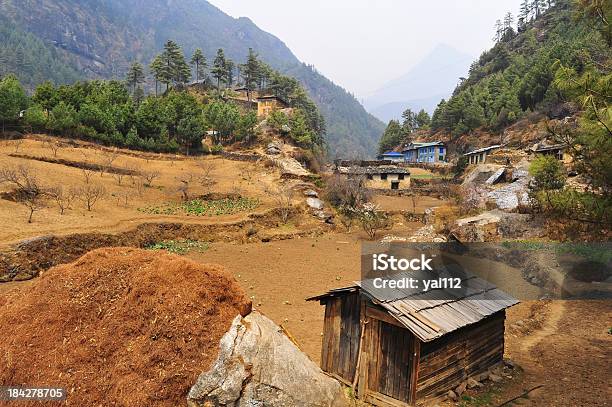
<box><xmin>0</xmin><ymin>41</ymin><xmax>326</xmax><ymax>153</ymax></box>
<box><xmin>378</xmin><ymin>108</ymin><xmax>431</xmax><ymax>154</ymax></box>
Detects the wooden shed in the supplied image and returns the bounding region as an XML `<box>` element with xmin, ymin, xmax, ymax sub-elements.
<box><xmin>307</xmin><ymin>278</ymin><xmax>518</xmax><ymax>406</ymax></box>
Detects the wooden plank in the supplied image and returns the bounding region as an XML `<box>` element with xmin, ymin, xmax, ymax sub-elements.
<box><xmin>366</xmin><ymin>305</ymin><xmax>405</xmax><ymax>328</ymax></box>
<box><xmin>357</xmin><ymin>299</ymin><xmax>369</xmax><ymax>398</ymax></box>
<box><xmin>414</xmin><ymin>311</ymin><xmax>507</xmax><ymax>401</ymax></box>
<box><xmin>330</xmin><ymin>298</ymin><xmax>342</xmax><ymax>375</ymax></box>
<box><xmin>409</xmin><ymin>338</ymin><xmax>420</xmax><ymax>404</ymax></box>
<box><xmin>367</xmin><ymin>319</ymin><xmax>380</xmax><ymax>394</ymax></box>
<box><xmin>365</xmin><ymin>390</ymin><xmax>413</xmax><ymax>407</ymax></box>
<box><xmin>349</xmin><ymin>293</ymin><xmax>361</xmax><ymax>379</ymax></box>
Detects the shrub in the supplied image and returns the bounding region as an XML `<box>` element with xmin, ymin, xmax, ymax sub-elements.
<box><xmin>23</xmin><ymin>104</ymin><xmax>47</xmax><ymax>131</ymax></box>
<box><xmin>47</xmin><ymin>101</ymin><xmax>78</xmax><ymax>135</ymax></box>
<box><xmin>356</xmin><ymin>203</ymin><xmax>388</xmax><ymax>239</ymax></box>
<box><xmin>324</xmin><ymin>173</ymin><xmax>370</xmax><ymax>209</ymax></box>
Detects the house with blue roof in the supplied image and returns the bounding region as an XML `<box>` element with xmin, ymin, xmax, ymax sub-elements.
<box><xmin>381</xmin><ymin>151</ymin><xmax>405</xmax><ymax>163</ymax></box>
<box><xmin>402</xmin><ymin>141</ymin><xmax>447</xmax><ymax>163</ymax></box>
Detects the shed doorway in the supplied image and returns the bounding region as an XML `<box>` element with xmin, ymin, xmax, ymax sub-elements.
<box><xmin>391</xmin><ymin>181</ymin><xmax>400</xmax><ymax>190</ymax></box>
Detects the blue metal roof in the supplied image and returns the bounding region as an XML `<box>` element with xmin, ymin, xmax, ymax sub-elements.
<box><xmin>382</xmin><ymin>151</ymin><xmax>404</xmax><ymax>156</ymax></box>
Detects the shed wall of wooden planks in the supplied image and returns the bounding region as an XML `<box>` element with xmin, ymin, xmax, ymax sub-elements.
<box><xmin>416</xmin><ymin>310</ymin><xmax>506</xmax><ymax>399</ymax></box>
<box><xmin>320</xmin><ymin>292</ymin><xmax>361</xmax><ymax>383</ymax></box>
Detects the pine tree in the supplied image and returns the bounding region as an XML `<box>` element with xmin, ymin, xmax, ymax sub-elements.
<box><xmin>504</xmin><ymin>12</ymin><xmax>514</xmax><ymax>33</ymax></box>
<box><xmin>258</xmin><ymin>63</ymin><xmax>272</xmax><ymax>90</ymax></box>
<box><xmin>378</xmin><ymin>120</ymin><xmax>403</xmax><ymax>154</ymax></box>
<box><xmin>190</xmin><ymin>48</ymin><xmax>207</xmax><ymax>82</ymax></box>
<box><xmin>211</xmin><ymin>49</ymin><xmax>227</xmax><ymax>89</ymax></box>
<box><xmin>532</xmin><ymin>0</ymin><xmax>542</xmax><ymax>18</ymax></box>
<box><xmin>494</xmin><ymin>19</ymin><xmax>504</xmax><ymax>42</ymax></box>
<box><xmin>241</xmin><ymin>48</ymin><xmax>261</xmax><ymax>101</ymax></box>
<box><xmin>126</xmin><ymin>62</ymin><xmax>145</xmax><ymax>93</ymax></box>
<box><xmin>401</xmin><ymin>108</ymin><xmax>417</xmax><ymax>133</ymax></box>
<box><xmin>158</xmin><ymin>40</ymin><xmax>191</xmax><ymax>90</ymax></box>
<box><xmin>225</xmin><ymin>59</ymin><xmax>235</xmax><ymax>87</ymax></box>
<box><xmin>415</xmin><ymin>109</ymin><xmax>431</xmax><ymax>129</ymax></box>
<box><xmin>520</xmin><ymin>0</ymin><xmax>532</xmax><ymax>22</ymax></box>
<box><xmin>149</xmin><ymin>55</ymin><xmax>164</xmax><ymax>96</ymax></box>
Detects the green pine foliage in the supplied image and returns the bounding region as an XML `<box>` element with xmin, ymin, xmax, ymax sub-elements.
<box><xmin>378</xmin><ymin>120</ymin><xmax>403</xmax><ymax>154</ymax></box>
<box><xmin>1</xmin><ymin>39</ymin><xmax>326</xmax><ymax>154</ymax></box>
<box><xmin>0</xmin><ymin>15</ymin><xmax>80</xmax><ymax>90</ymax></box>
<box><xmin>0</xmin><ymin>74</ymin><xmax>29</xmax><ymax>132</ymax></box>
<box><xmin>431</xmin><ymin>0</ymin><xmax>609</xmax><ymax>137</ymax></box>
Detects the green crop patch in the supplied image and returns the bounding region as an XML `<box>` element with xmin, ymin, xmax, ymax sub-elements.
<box><xmin>138</xmin><ymin>197</ymin><xmax>259</xmax><ymax>217</ymax></box>
<box><xmin>145</xmin><ymin>239</ymin><xmax>209</xmax><ymax>255</ymax></box>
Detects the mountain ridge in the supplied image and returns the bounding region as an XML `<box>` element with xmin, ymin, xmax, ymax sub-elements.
<box><xmin>365</xmin><ymin>43</ymin><xmax>473</xmax><ymax>122</ymax></box>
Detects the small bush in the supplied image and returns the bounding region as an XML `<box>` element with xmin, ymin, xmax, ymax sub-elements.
<box><xmin>356</xmin><ymin>203</ymin><xmax>388</xmax><ymax>239</ymax></box>
<box><xmin>324</xmin><ymin>174</ymin><xmax>370</xmax><ymax>209</ymax></box>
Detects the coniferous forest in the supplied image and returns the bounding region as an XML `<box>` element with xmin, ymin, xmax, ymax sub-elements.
<box><xmin>0</xmin><ymin>43</ymin><xmax>325</xmax><ymax>154</ymax></box>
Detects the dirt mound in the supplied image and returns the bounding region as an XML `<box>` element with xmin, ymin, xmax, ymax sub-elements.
<box><xmin>0</xmin><ymin>247</ymin><xmax>251</xmax><ymax>406</ymax></box>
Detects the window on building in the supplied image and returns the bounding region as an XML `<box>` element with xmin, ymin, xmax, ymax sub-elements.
<box><xmin>380</xmin><ymin>173</ymin><xmax>388</xmax><ymax>180</ymax></box>
<box><xmin>367</xmin><ymin>174</ymin><xmax>373</xmax><ymax>180</ymax></box>
<box><xmin>398</xmin><ymin>174</ymin><xmax>405</xmax><ymax>180</ymax></box>
<box><xmin>439</xmin><ymin>147</ymin><xmax>445</xmax><ymax>154</ymax></box>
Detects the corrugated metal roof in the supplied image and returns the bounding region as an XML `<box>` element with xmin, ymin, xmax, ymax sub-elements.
<box><xmin>402</xmin><ymin>141</ymin><xmax>445</xmax><ymax>152</ymax></box>
<box><xmin>307</xmin><ymin>271</ymin><xmax>518</xmax><ymax>342</ymax></box>
<box><xmin>347</xmin><ymin>166</ymin><xmax>411</xmax><ymax>175</ymax></box>
<box><xmin>464</xmin><ymin>145</ymin><xmax>502</xmax><ymax>156</ymax></box>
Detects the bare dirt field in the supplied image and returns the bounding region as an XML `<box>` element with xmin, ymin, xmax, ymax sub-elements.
<box><xmin>0</xmin><ymin>136</ymin><xmax>280</xmax><ymax>244</ymax></box>
<box><xmin>372</xmin><ymin>194</ymin><xmax>446</xmax><ymax>213</ymax></box>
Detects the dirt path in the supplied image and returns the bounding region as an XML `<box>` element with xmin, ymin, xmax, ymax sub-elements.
<box><xmin>498</xmin><ymin>300</ymin><xmax>612</xmax><ymax>407</ymax></box>
<box><xmin>519</xmin><ymin>300</ymin><xmax>565</xmax><ymax>357</ymax></box>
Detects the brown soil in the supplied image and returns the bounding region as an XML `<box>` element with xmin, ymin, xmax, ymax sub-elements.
<box><xmin>0</xmin><ymin>247</ymin><xmax>251</xmax><ymax>407</ymax></box>
<box><xmin>431</xmin><ymin>300</ymin><xmax>612</xmax><ymax>407</ymax></box>
<box><xmin>7</xmin><ymin>153</ymin><xmax>140</xmax><ymax>175</ymax></box>
<box><xmin>500</xmin><ymin>300</ymin><xmax>612</xmax><ymax>407</ymax></box>
<box><xmin>0</xmin><ymin>207</ymin><xmax>324</xmax><ymax>282</ymax></box>
<box><xmin>185</xmin><ymin>225</ymin><xmax>421</xmax><ymax>363</ymax></box>
<box><xmin>0</xmin><ymin>137</ymin><xmax>283</xmax><ymax>244</ymax></box>
<box><xmin>372</xmin><ymin>194</ymin><xmax>446</xmax><ymax>213</ymax></box>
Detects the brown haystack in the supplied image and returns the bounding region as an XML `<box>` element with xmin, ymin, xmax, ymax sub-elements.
<box><xmin>0</xmin><ymin>247</ymin><xmax>251</xmax><ymax>406</ymax></box>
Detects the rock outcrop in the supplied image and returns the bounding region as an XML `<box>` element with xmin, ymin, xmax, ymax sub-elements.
<box><xmin>450</xmin><ymin>210</ymin><xmax>542</xmax><ymax>242</ymax></box>
<box><xmin>187</xmin><ymin>311</ymin><xmax>348</xmax><ymax>407</ymax></box>
<box><xmin>272</xmin><ymin>156</ymin><xmax>312</xmax><ymax>179</ymax></box>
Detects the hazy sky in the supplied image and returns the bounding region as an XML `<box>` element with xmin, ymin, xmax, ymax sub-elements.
<box><xmin>207</xmin><ymin>0</ymin><xmax>523</xmax><ymax>97</ymax></box>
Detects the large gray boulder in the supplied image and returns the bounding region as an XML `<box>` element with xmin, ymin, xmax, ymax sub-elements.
<box><xmin>187</xmin><ymin>311</ymin><xmax>348</xmax><ymax>407</ymax></box>
<box><xmin>306</xmin><ymin>197</ymin><xmax>325</xmax><ymax>210</ymax></box>
<box><xmin>486</xmin><ymin>177</ymin><xmax>530</xmax><ymax>211</ymax></box>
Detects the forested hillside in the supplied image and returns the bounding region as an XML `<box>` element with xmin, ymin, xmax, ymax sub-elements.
<box><xmin>0</xmin><ymin>15</ymin><xmax>81</xmax><ymax>85</ymax></box>
<box><xmin>429</xmin><ymin>0</ymin><xmax>610</xmax><ymax>137</ymax></box>
<box><xmin>0</xmin><ymin>0</ymin><xmax>383</xmax><ymax>156</ymax></box>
